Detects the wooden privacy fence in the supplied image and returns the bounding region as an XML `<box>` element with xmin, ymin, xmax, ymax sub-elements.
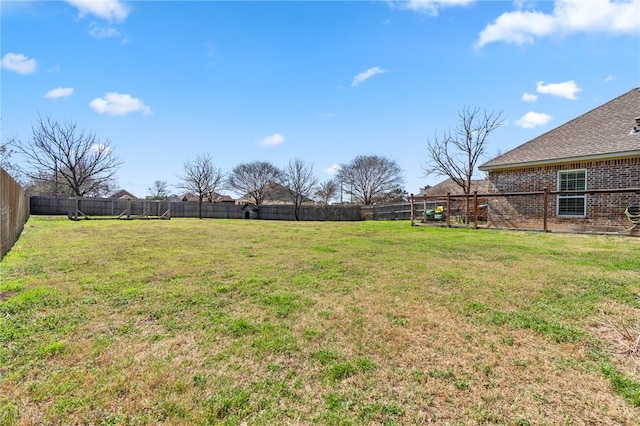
<box><xmin>0</xmin><ymin>167</ymin><xmax>30</xmax><ymax>259</ymax></box>
<box><xmin>410</xmin><ymin>188</ymin><xmax>640</xmax><ymax>234</ymax></box>
<box><xmin>30</xmin><ymin>196</ymin><xmax>363</xmax><ymax>221</ymax></box>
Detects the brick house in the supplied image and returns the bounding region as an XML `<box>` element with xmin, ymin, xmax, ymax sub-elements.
<box><xmin>479</xmin><ymin>88</ymin><xmax>640</xmax><ymax>232</ymax></box>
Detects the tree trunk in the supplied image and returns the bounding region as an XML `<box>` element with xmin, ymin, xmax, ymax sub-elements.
<box><xmin>294</xmin><ymin>203</ymin><xmax>301</xmax><ymax>221</ymax></box>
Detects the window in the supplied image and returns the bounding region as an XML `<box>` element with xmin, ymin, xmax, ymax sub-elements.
<box><xmin>557</xmin><ymin>169</ymin><xmax>586</xmax><ymax>217</ymax></box>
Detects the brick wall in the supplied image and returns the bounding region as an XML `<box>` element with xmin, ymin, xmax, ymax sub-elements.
<box><xmin>486</xmin><ymin>157</ymin><xmax>640</xmax><ymax>232</ymax></box>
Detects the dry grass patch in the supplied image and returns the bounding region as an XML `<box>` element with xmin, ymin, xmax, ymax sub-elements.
<box><xmin>591</xmin><ymin>302</ymin><xmax>640</xmax><ymax>381</ymax></box>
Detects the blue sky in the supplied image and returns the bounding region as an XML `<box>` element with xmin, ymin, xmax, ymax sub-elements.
<box><xmin>2</xmin><ymin>0</ymin><xmax>639</xmax><ymax>199</ymax></box>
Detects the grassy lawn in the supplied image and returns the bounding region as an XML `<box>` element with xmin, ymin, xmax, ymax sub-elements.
<box><xmin>1</xmin><ymin>217</ymin><xmax>639</xmax><ymax>425</ymax></box>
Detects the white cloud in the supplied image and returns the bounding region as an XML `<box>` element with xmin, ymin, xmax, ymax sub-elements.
<box><xmin>476</xmin><ymin>0</ymin><xmax>640</xmax><ymax>48</ymax></box>
<box><xmin>90</xmin><ymin>92</ymin><xmax>152</xmax><ymax>116</ymax></box>
<box><xmin>1</xmin><ymin>53</ymin><xmax>37</xmax><ymax>74</ymax></box>
<box><xmin>65</xmin><ymin>0</ymin><xmax>130</xmax><ymax>22</ymax></box>
<box><xmin>475</xmin><ymin>10</ymin><xmax>555</xmax><ymax>47</ymax></box>
<box><xmin>604</xmin><ymin>74</ymin><xmax>616</xmax><ymax>82</ymax></box>
<box><xmin>352</xmin><ymin>66</ymin><xmax>388</xmax><ymax>87</ymax></box>
<box><xmin>89</xmin><ymin>23</ymin><xmax>121</xmax><ymax>39</ymax></box>
<box><xmin>522</xmin><ymin>92</ymin><xmax>538</xmax><ymax>102</ymax></box>
<box><xmin>513</xmin><ymin>0</ymin><xmax>536</xmax><ymax>10</ymax></box>
<box><xmin>396</xmin><ymin>0</ymin><xmax>475</xmax><ymax>16</ymax></box>
<box><xmin>516</xmin><ymin>111</ymin><xmax>553</xmax><ymax>128</ymax></box>
<box><xmin>536</xmin><ymin>80</ymin><xmax>581</xmax><ymax>100</ymax></box>
<box><xmin>44</xmin><ymin>87</ymin><xmax>74</xmax><ymax>100</ymax></box>
<box><xmin>258</xmin><ymin>133</ymin><xmax>285</xmax><ymax>147</ymax></box>
<box><xmin>324</xmin><ymin>164</ymin><xmax>341</xmax><ymax>176</ymax></box>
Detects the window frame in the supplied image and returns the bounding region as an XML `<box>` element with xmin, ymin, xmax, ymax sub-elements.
<box><xmin>556</xmin><ymin>169</ymin><xmax>587</xmax><ymax>218</ymax></box>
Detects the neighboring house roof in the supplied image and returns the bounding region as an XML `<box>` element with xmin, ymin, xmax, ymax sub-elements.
<box><xmin>238</xmin><ymin>182</ymin><xmax>314</xmax><ymax>204</ymax></box>
<box><xmin>211</xmin><ymin>192</ymin><xmax>235</xmax><ymax>203</ymax></box>
<box><xmin>416</xmin><ymin>178</ymin><xmax>489</xmax><ymax>197</ymax></box>
<box><xmin>110</xmin><ymin>189</ymin><xmax>137</xmax><ymax>199</ymax></box>
<box><xmin>181</xmin><ymin>193</ymin><xmax>199</xmax><ymax>202</ymax></box>
<box><xmin>480</xmin><ymin>88</ymin><xmax>640</xmax><ymax>171</ymax></box>
<box><xmin>263</xmin><ymin>182</ymin><xmax>293</xmax><ymax>202</ymax></box>
<box><xmin>181</xmin><ymin>192</ymin><xmax>235</xmax><ymax>203</ymax></box>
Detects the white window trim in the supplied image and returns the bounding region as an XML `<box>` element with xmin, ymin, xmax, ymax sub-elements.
<box><xmin>557</xmin><ymin>169</ymin><xmax>587</xmax><ymax>218</ymax></box>
<box><xmin>556</xmin><ymin>195</ymin><xmax>587</xmax><ymax>218</ymax></box>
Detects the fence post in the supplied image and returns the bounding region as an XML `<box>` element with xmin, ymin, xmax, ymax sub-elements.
<box><xmin>473</xmin><ymin>191</ymin><xmax>478</xmax><ymax>230</ymax></box>
<box><xmin>410</xmin><ymin>194</ymin><xmax>414</xmax><ymax>226</ymax></box>
<box><xmin>446</xmin><ymin>192</ymin><xmax>451</xmax><ymax>228</ymax></box>
<box><xmin>543</xmin><ymin>187</ymin><xmax>548</xmax><ymax>232</ymax></box>
<box><xmin>423</xmin><ymin>198</ymin><xmax>427</xmax><ymax>223</ymax></box>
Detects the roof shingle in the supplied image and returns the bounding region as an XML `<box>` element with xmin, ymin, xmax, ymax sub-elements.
<box><xmin>480</xmin><ymin>88</ymin><xmax>640</xmax><ymax>170</ymax></box>
<box><xmin>416</xmin><ymin>178</ymin><xmax>488</xmax><ymax>196</ymax></box>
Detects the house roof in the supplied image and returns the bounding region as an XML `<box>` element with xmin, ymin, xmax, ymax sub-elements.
<box><xmin>181</xmin><ymin>192</ymin><xmax>198</xmax><ymax>202</ymax></box>
<box><xmin>110</xmin><ymin>189</ymin><xmax>137</xmax><ymax>199</ymax></box>
<box><xmin>211</xmin><ymin>193</ymin><xmax>235</xmax><ymax>203</ymax></box>
<box><xmin>416</xmin><ymin>178</ymin><xmax>489</xmax><ymax>197</ymax></box>
<box><xmin>239</xmin><ymin>182</ymin><xmax>313</xmax><ymax>204</ymax></box>
<box><xmin>181</xmin><ymin>192</ymin><xmax>234</xmax><ymax>203</ymax></box>
<box><xmin>480</xmin><ymin>88</ymin><xmax>640</xmax><ymax>171</ymax></box>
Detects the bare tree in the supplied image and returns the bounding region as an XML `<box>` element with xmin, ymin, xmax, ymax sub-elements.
<box><xmin>423</xmin><ymin>106</ymin><xmax>504</xmax><ymax>195</ymax></box>
<box><xmin>316</xmin><ymin>179</ymin><xmax>338</xmax><ymax>205</ymax></box>
<box><xmin>336</xmin><ymin>155</ymin><xmax>404</xmax><ymax>205</ymax></box>
<box><xmin>10</xmin><ymin>115</ymin><xmax>121</xmax><ymax>197</ymax></box>
<box><xmin>0</xmin><ymin>115</ymin><xmax>17</xmax><ymax>177</ymax></box>
<box><xmin>148</xmin><ymin>180</ymin><xmax>169</xmax><ymax>199</ymax></box>
<box><xmin>1</xmin><ymin>142</ymin><xmax>12</xmax><ymax>169</ymax></box>
<box><xmin>20</xmin><ymin>168</ymin><xmax>115</xmax><ymax>197</ymax></box>
<box><xmin>22</xmin><ymin>171</ymin><xmax>63</xmax><ymax>196</ymax></box>
<box><xmin>0</xmin><ymin>141</ymin><xmax>21</xmax><ymax>181</ymax></box>
<box><xmin>280</xmin><ymin>159</ymin><xmax>318</xmax><ymax>221</ymax></box>
<box><xmin>380</xmin><ymin>188</ymin><xmax>408</xmax><ymax>203</ymax></box>
<box><xmin>226</xmin><ymin>161</ymin><xmax>281</xmax><ymax>205</ymax></box>
<box><xmin>176</xmin><ymin>154</ymin><xmax>225</xmax><ymax>219</ymax></box>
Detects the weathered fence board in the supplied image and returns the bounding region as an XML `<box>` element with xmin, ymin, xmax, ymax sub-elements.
<box><xmin>0</xmin><ymin>168</ymin><xmax>30</xmax><ymax>259</ymax></box>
